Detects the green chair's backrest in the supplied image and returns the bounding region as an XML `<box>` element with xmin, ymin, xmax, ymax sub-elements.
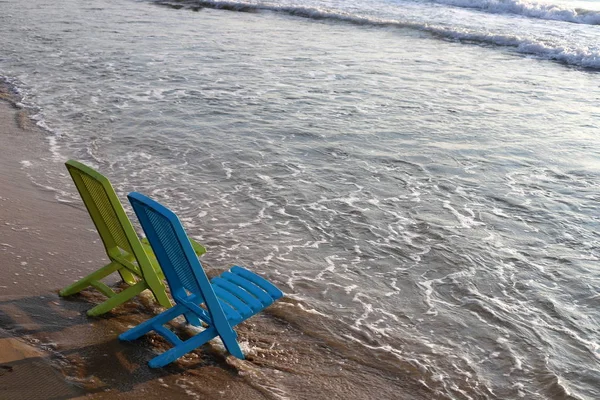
<box><xmin>65</xmin><ymin>160</ymin><xmax>151</xmax><ymax>277</ymax></box>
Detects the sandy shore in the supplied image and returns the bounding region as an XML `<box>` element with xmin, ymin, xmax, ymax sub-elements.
<box><xmin>0</xmin><ymin>89</ymin><xmax>430</xmax><ymax>399</ymax></box>
<box><xmin>0</xmin><ymin>91</ymin><xmax>96</xmax><ymax>399</ymax></box>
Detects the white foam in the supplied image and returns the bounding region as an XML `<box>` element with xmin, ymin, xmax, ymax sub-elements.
<box><xmin>315</xmin><ymin>255</ymin><xmax>339</xmax><ymax>280</ymax></box>
<box><xmin>25</xmin><ymin>110</ymin><xmax>65</xmax><ymax>161</ymax></box>
<box><xmin>388</xmin><ymin>278</ymin><xmax>401</xmax><ymax>293</ymax></box>
<box><xmin>419</xmin><ymin>279</ymin><xmax>439</xmax><ymax>316</ymax></box>
<box><xmin>296</xmin><ymin>302</ymin><xmax>329</xmax><ymax>317</ymax></box>
<box><xmin>429</xmin><ymin>0</ymin><xmax>600</xmax><ymax>25</ymax></box>
<box><xmin>442</xmin><ymin>200</ymin><xmax>485</xmax><ymax>228</ymax></box>
<box><xmin>342</xmin><ymin>332</ymin><xmax>405</xmax><ymax>359</ymax></box>
<box><xmin>352</xmin><ymin>292</ymin><xmax>374</xmax><ymax>328</ymax></box>
<box><xmin>344</xmin><ymin>284</ymin><xmax>358</xmax><ymax>294</ymax></box>
<box><xmin>221</xmin><ymin>161</ymin><xmax>233</xmax><ymax>179</ymax></box>
<box><xmin>496</xmin><ymin>336</ymin><xmax>523</xmax><ymax>372</ymax></box>
<box><xmin>45</xmin><ymin>135</ymin><xmax>63</xmax><ymax>162</ymax></box>
<box><xmin>257</xmin><ymin>174</ymin><xmax>285</xmax><ymax>189</ymax></box>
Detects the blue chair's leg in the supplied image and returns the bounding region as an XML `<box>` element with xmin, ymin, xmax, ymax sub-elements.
<box><xmin>148</xmin><ymin>327</ymin><xmax>219</xmax><ymax>368</ymax></box>
<box><xmin>184</xmin><ymin>302</ymin><xmax>245</xmax><ymax>360</ymax></box>
<box><xmin>184</xmin><ymin>311</ymin><xmax>202</xmax><ymax>327</ymax></box>
<box><xmin>219</xmin><ymin>329</ymin><xmax>244</xmax><ymax>360</ymax></box>
<box><xmin>119</xmin><ymin>304</ymin><xmax>185</xmax><ymax>341</ymax></box>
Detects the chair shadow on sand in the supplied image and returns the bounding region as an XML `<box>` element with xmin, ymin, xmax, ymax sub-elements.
<box><xmin>0</xmin><ymin>291</ymin><xmax>241</xmax><ymax>397</ymax></box>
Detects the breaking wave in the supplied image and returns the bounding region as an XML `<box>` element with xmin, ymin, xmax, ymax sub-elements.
<box><xmin>425</xmin><ymin>0</ymin><xmax>600</xmax><ymax>25</ymax></box>
<box><xmin>154</xmin><ymin>0</ymin><xmax>600</xmax><ymax>69</ymax></box>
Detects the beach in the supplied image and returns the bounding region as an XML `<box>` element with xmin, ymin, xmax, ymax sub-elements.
<box><xmin>0</xmin><ymin>90</ymin><xmax>94</xmax><ymax>399</ymax></box>
<box><xmin>0</xmin><ymin>90</ymin><xmax>430</xmax><ymax>399</ymax></box>
<box><xmin>1</xmin><ymin>0</ymin><xmax>599</xmax><ymax>398</ymax></box>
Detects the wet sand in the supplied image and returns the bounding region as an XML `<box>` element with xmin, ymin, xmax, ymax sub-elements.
<box><xmin>0</xmin><ymin>86</ymin><xmax>431</xmax><ymax>399</ymax></box>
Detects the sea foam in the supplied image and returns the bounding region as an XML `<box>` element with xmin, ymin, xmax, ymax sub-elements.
<box><xmin>154</xmin><ymin>0</ymin><xmax>600</xmax><ymax>69</ymax></box>
<box><xmin>425</xmin><ymin>0</ymin><xmax>600</xmax><ymax>25</ymax></box>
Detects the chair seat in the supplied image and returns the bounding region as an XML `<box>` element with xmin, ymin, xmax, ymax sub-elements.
<box><xmin>212</xmin><ymin>266</ymin><xmax>283</xmax><ymax>323</ymax></box>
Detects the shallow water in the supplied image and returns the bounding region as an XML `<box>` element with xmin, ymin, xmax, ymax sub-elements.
<box><xmin>0</xmin><ymin>0</ymin><xmax>599</xmax><ymax>398</ymax></box>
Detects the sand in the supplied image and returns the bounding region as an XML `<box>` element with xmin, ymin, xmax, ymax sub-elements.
<box><xmin>0</xmin><ymin>90</ymin><xmax>430</xmax><ymax>399</ymax></box>
<box><xmin>0</xmin><ymin>96</ymin><xmax>94</xmax><ymax>399</ymax></box>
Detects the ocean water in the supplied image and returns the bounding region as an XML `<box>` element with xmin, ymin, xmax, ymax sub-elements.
<box><xmin>0</xmin><ymin>0</ymin><xmax>599</xmax><ymax>398</ymax></box>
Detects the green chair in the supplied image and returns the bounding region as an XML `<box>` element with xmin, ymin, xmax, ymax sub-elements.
<box><xmin>59</xmin><ymin>160</ymin><xmax>206</xmax><ymax>316</ymax></box>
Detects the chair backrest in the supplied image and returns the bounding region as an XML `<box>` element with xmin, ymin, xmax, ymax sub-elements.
<box><xmin>127</xmin><ymin>192</ymin><xmax>231</xmax><ymax>329</ymax></box>
<box><xmin>65</xmin><ymin>160</ymin><xmax>152</xmax><ymax>275</ymax></box>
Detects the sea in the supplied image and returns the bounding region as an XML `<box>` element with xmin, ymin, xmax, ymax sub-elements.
<box><xmin>0</xmin><ymin>0</ymin><xmax>599</xmax><ymax>398</ymax></box>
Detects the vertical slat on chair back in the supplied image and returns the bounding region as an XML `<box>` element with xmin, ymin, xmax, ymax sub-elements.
<box><xmin>66</xmin><ymin>161</ymin><xmax>134</xmax><ymax>256</ymax></box>
<box><xmin>128</xmin><ymin>193</ymin><xmax>212</xmax><ymax>299</ymax></box>
<box><xmin>130</xmin><ymin>199</ymin><xmax>201</xmax><ymax>297</ymax></box>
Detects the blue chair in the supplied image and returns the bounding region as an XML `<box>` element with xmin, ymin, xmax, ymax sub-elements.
<box><xmin>119</xmin><ymin>192</ymin><xmax>284</xmax><ymax>368</ymax></box>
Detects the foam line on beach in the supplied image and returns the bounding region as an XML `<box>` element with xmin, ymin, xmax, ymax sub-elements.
<box><xmin>423</xmin><ymin>0</ymin><xmax>600</xmax><ymax>25</ymax></box>
<box><xmin>152</xmin><ymin>0</ymin><xmax>600</xmax><ymax>69</ymax></box>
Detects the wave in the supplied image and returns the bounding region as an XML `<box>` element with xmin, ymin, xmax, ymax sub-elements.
<box><xmin>153</xmin><ymin>0</ymin><xmax>600</xmax><ymax>69</ymax></box>
<box><xmin>424</xmin><ymin>0</ymin><xmax>600</xmax><ymax>26</ymax></box>
<box><xmin>429</xmin><ymin>27</ymin><xmax>600</xmax><ymax>69</ymax></box>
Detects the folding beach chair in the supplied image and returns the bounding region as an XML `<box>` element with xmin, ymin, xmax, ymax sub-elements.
<box><xmin>59</xmin><ymin>160</ymin><xmax>207</xmax><ymax>316</ymax></box>
<box><xmin>119</xmin><ymin>192</ymin><xmax>284</xmax><ymax>367</ymax></box>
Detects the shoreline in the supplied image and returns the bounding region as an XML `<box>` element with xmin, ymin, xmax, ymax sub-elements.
<box><xmin>0</xmin><ymin>92</ymin><xmax>94</xmax><ymax>399</ymax></box>
<box><xmin>0</xmin><ymin>89</ymin><xmax>430</xmax><ymax>399</ymax></box>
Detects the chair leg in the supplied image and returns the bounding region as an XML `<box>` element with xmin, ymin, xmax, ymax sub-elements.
<box><xmin>59</xmin><ymin>261</ymin><xmax>120</xmax><ymax>297</ymax></box>
<box><xmin>219</xmin><ymin>331</ymin><xmax>245</xmax><ymax>360</ymax></box>
<box><xmin>152</xmin><ymin>287</ymin><xmax>173</xmax><ymax>309</ymax></box>
<box><xmin>118</xmin><ymin>268</ymin><xmax>137</xmax><ymax>286</ymax></box>
<box><xmin>86</xmin><ymin>280</ymin><xmax>147</xmax><ymax>316</ymax></box>
<box><xmin>148</xmin><ymin>327</ymin><xmax>218</xmax><ymax>368</ymax></box>
<box><xmin>144</xmin><ymin>275</ymin><xmax>172</xmax><ymax>309</ymax></box>
<box><xmin>119</xmin><ymin>304</ymin><xmax>186</xmax><ymax>341</ymax></box>
<box><xmin>147</xmin><ymin>322</ymin><xmax>244</xmax><ymax>367</ymax></box>
<box><xmin>184</xmin><ymin>311</ymin><xmax>202</xmax><ymax>327</ymax></box>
